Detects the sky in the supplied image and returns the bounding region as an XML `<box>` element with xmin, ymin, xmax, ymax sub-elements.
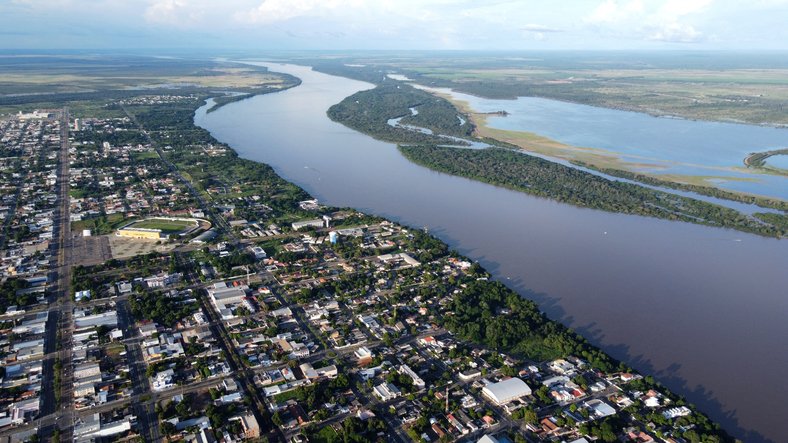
<box><xmin>2</xmin><ymin>0</ymin><xmax>788</xmax><ymax>51</ymax></box>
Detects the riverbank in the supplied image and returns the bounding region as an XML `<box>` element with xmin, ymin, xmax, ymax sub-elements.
<box><xmin>205</xmin><ymin>69</ymin><xmax>302</xmax><ymax>113</ymax></box>
<box><xmin>399</xmin><ymin>145</ymin><xmax>785</xmax><ymax>238</ymax></box>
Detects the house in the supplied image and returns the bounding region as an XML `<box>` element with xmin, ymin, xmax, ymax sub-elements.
<box><xmin>354</xmin><ymin>346</ymin><xmax>373</xmax><ymax>366</ymax></box>
<box><xmin>234</xmin><ymin>413</ymin><xmax>260</xmax><ymax>439</ymax></box>
<box><xmin>139</xmin><ymin>322</ymin><xmax>158</xmax><ymax>337</ymax></box>
<box><xmin>250</xmin><ymin>246</ymin><xmax>267</xmax><ymax>259</ymax></box>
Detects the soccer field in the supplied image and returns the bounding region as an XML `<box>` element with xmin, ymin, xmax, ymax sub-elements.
<box><xmin>127</xmin><ymin>219</ymin><xmax>196</xmax><ymax>233</ymax></box>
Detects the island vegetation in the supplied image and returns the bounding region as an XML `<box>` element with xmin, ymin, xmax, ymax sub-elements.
<box><xmin>319</xmin><ymin>67</ymin><xmax>787</xmax><ymax>237</ymax></box>
<box><xmin>400</xmin><ymin>145</ymin><xmax>786</xmax><ymax>238</ymax></box>
<box><xmin>572</xmin><ymin>161</ymin><xmax>788</xmax><ymax>211</ymax></box>
<box><xmin>327</xmin><ymin>82</ymin><xmax>472</xmax><ymax>145</ymax></box>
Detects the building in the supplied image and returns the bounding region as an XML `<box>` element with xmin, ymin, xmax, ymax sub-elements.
<box><xmin>481</xmin><ymin>378</ymin><xmax>532</xmax><ymax>405</ymax></box>
<box><xmin>208</xmin><ymin>282</ymin><xmax>251</xmax><ymax>319</ymax></box>
<box><xmin>291</xmin><ymin>219</ymin><xmax>326</xmax><ymax>231</ymax></box>
<box><xmin>399</xmin><ymin>364</ymin><xmax>426</xmax><ymax>389</ymax></box>
<box><xmin>373</xmin><ymin>382</ymin><xmax>401</xmax><ymax>401</ymax></box>
<box><xmin>116</xmin><ymin>227</ymin><xmax>164</xmax><ymax>240</ymax></box>
<box><xmin>73</xmin><ymin>413</ymin><xmax>132</xmax><ymax>442</ymax></box>
<box><xmin>250</xmin><ymin>246</ymin><xmax>267</xmax><ymax>259</ymax></box>
<box><xmin>236</xmin><ymin>413</ymin><xmax>260</xmax><ymax>438</ymax></box>
<box><xmin>585</xmin><ymin>399</ymin><xmax>616</xmax><ymax>418</ymax></box>
<box><xmin>354</xmin><ymin>346</ymin><xmax>373</xmax><ymax>366</ymax></box>
<box><xmin>191</xmin><ymin>229</ymin><xmax>217</xmax><ymax>244</ymax></box>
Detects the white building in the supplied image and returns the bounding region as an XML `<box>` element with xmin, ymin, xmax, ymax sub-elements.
<box><xmin>399</xmin><ymin>364</ymin><xmax>426</xmax><ymax>389</ymax></box>
<box><xmin>373</xmin><ymin>382</ymin><xmax>401</xmax><ymax>401</ymax></box>
<box><xmin>250</xmin><ymin>246</ymin><xmax>267</xmax><ymax>259</ymax></box>
<box><xmin>208</xmin><ymin>282</ymin><xmax>250</xmax><ymax>319</ymax></box>
<box><xmin>481</xmin><ymin>378</ymin><xmax>532</xmax><ymax>405</ymax></box>
<box><xmin>291</xmin><ymin>219</ymin><xmax>325</xmax><ymax>231</ymax></box>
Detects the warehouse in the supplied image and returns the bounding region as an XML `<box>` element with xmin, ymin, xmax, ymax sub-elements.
<box><xmin>481</xmin><ymin>377</ymin><xmax>532</xmax><ymax>405</ymax></box>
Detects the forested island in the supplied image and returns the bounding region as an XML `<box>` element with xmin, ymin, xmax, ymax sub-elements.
<box><xmin>325</xmin><ymin>81</ymin><xmax>786</xmax><ymax>238</ymax></box>
<box><xmin>327</xmin><ymin>82</ymin><xmax>472</xmax><ymax>145</ymax></box>
<box><xmin>400</xmin><ymin>146</ymin><xmax>785</xmax><ymax>237</ymax></box>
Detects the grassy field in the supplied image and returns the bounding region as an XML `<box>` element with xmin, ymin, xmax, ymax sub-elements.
<box><xmin>128</xmin><ymin>218</ymin><xmax>195</xmax><ymax>233</ymax></box>
<box><xmin>72</xmin><ymin>213</ymin><xmax>127</xmax><ymax>235</ymax></box>
<box><xmin>413</xmin><ymin>66</ymin><xmax>788</xmax><ymax>126</ymax></box>
<box><xmin>0</xmin><ymin>55</ymin><xmax>284</xmax><ymax>95</ymax></box>
<box><xmin>0</xmin><ymin>54</ymin><xmax>297</xmax><ymax>116</ymax></box>
<box><xmin>131</xmin><ymin>151</ymin><xmax>161</xmax><ymax>161</ymax></box>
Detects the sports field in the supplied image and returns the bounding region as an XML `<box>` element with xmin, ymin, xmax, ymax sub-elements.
<box><xmin>127</xmin><ymin>218</ymin><xmax>196</xmax><ymax>233</ymax></box>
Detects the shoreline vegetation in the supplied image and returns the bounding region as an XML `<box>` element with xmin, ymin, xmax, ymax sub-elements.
<box><xmin>569</xmin><ymin>162</ymin><xmax>788</xmax><ymax>212</ymax></box>
<box><xmin>325</xmin><ymin>79</ymin><xmax>786</xmax><ymax>238</ymax></box>
<box><xmin>327</xmin><ymin>82</ymin><xmax>473</xmax><ymax>145</ymax></box>
<box><xmin>400</xmin><ymin>145</ymin><xmax>786</xmax><ymax>238</ymax></box>
<box><xmin>303</xmin><ymin>58</ymin><xmax>788</xmax><ymax>211</ymax></box>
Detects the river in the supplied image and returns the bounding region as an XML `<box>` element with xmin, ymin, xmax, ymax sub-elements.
<box><xmin>195</xmin><ymin>62</ymin><xmax>788</xmax><ymax>443</ymax></box>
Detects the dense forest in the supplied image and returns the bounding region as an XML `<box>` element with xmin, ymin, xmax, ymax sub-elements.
<box><xmin>400</xmin><ymin>146</ymin><xmax>786</xmax><ymax>238</ymax></box>
<box><xmin>327</xmin><ymin>83</ymin><xmax>472</xmax><ymax>145</ymax></box>
<box><xmin>445</xmin><ymin>278</ymin><xmax>616</xmax><ymax>369</ymax></box>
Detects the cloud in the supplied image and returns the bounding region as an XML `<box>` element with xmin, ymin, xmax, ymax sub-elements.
<box><xmin>584</xmin><ymin>0</ymin><xmax>713</xmax><ymax>43</ymax></box>
<box><xmin>521</xmin><ymin>24</ymin><xmax>563</xmax><ymax>33</ymax></box>
<box><xmin>237</xmin><ymin>0</ymin><xmax>364</xmax><ymax>24</ymax></box>
<box><xmin>144</xmin><ymin>0</ymin><xmax>206</xmax><ymax>27</ymax></box>
<box><xmin>586</xmin><ymin>0</ymin><xmax>645</xmax><ymax>25</ymax></box>
<box><xmin>2</xmin><ymin>0</ymin><xmax>787</xmax><ymax>50</ymax></box>
<box><xmin>647</xmin><ymin>22</ymin><xmax>702</xmax><ymax>42</ymax></box>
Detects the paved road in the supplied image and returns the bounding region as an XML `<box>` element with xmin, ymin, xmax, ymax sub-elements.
<box><xmin>37</xmin><ymin>108</ymin><xmax>76</xmax><ymax>443</ymax></box>
<box><xmin>116</xmin><ymin>298</ymin><xmax>162</xmax><ymax>442</ymax></box>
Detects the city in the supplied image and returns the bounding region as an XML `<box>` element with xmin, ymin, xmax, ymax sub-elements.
<box><xmin>0</xmin><ymin>94</ymin><xmax>728</xmax><ymax>442</ymax></box>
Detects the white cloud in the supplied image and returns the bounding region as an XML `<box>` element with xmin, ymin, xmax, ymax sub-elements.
<box><xmin>2</xmin><ymin>0</ymin><xmax>787</xmax><ymax>50</ymax></box>
<box><xmin>647</xmin><ymin>22</ymin><xmax>703</xmax><ymax>42</ymax></box>
<box><xmin>584</xmin><ymin>0</ymin><xmax>713</xmax><ymax>43</ymax></box>
<box><xmin>144</xmin><ymin>0</ymin><xmax>207</xmax><ymax>27</ymax></box>
<box><xmin>521</xmin><ymin>24</ymin><xmax>563</xmax><ymax>33</ymax></box>
<box><xmin>586</xmin><ymin>0</ymin><xmax>645</xmax><ymax>25</ymax></box>
<box><xmin>237</xmin><ymin>0</ymin><xmax>365</xmax><ymax>24</ymax></box>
